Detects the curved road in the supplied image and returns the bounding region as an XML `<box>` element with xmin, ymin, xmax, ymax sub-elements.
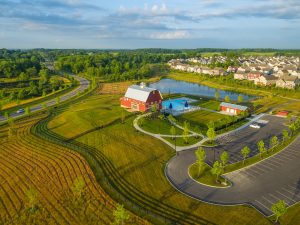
<box><xmin>166</xmin><ymin>116</ymin><xmax>300</xmax><ymax>216</ymax></box>
<box><xmin>0</xmin><ymin>75</ymin><xmax>90</xmax><ymax>122</ymax></box>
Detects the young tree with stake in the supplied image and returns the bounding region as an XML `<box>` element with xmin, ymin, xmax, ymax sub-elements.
<box><xmin>211</xmin><ymin>161</ymin><xmax>223</xmax><ymax>183</ymax></box>
<box><xmin>241</xmin><ymin>146</ymin><xmax>250</xmax><ymax>165</ymax></box>
<box><xmin>220</xmin><ymin>151</ymin><xmax>229</xmax><ymax>168</ymax></box>
<box><xmin>271</xmin><ymin>200</ymin><xmax>287</xmax><ymax>223</ymax></box>
<box><xmin>257</xmin><ymin>140</ymin><xmax>266</xmax><ymax>158</ymax></box>
<box><xmin>195</xmin><ymin>147</ymin><xmax>206</xmax><ymax>177</ymax></box>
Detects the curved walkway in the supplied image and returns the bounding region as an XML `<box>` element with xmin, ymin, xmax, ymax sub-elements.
<box><xmin>0</xmin><ymin>75</ymin><xmax>90</xmax><ymax>122</ymax></box>
<box><xmin>133</xmin><ymin>114</ymin><xmax>207</xmax><ymax>151</ymax></box>
<box><xmin>166</xmin><ymin>131</ymin><xmax>300</xmax><ymax>216</ymax></box>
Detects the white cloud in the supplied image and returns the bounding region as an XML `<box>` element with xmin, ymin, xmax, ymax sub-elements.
<box><xmin>149</xmin><ymin>30</ymin><xmax>190</xmax><ymax>39</ymax></box>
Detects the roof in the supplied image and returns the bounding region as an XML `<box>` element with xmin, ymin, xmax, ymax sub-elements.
<box><xmin>220</xmin><ymin>102</ymin><xmax>248</xmax><ymax>111</ymax></box>
<box><xmin>279</xmin><ymin>75</ymin><xmax>298</xmax><ymax>82</ymax></box>
<box><xmin>124</xmin><ymin>85</ymin><xmax>157</xmax><ymax>102</ymax></box>
<box><xmin>263</xmin><ymin>75</ymin><xmax>278</xmax><ymax>81</ymax></box>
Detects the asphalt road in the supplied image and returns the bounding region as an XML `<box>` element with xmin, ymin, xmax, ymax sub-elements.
<box><xmin>0</xmin><ymin>75</ymin><xmax>90</xmax><ymax>122</ymax></box>
<box><xmin>166</xmin><ymin>115</ymin><xmax>300</xmax><ymax>216</ymax></box>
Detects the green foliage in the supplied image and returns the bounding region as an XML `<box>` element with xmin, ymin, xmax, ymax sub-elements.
<box><xmin>214</xmin><ymin>90</ymin><xmax>220</xmax><ymax>101</ymax></box>
<box><xmin>25</xmin><ymin>187</ymin><xmax>39</xmax><ymax>210</ymax></box>
<box><xmin>241</xmin><ymin>146</ymin><xmax>250</xmax><ymax>164</ymax></box>
<box><xmin>224</xmin><ymin>95</ymin><xmax>230</xmax><ymax>103</ymax></box>
<box><xmin>220</xmin><ymin>151</ymin><xmax>229</xmax><ymax>167</ymax></box>
<box><xmin>113</xmin><ymin>204</ymin><xmax>130</xmax><ymax>225</ymax></box>
<box><xmin>271</xmin><ymin>200</ymin><xmax>287</xmax><ymax>223</ymax></box>
<box><xmin>25</xmin><ymin>106</ymin><xmax>31</xmax><ymax>115</ymax></box>
<box><xmin>282</xmin><ymin>129</ymin><xmax>289</xmax><ymax>141</ymax></box>
<box><xmin>257</xmin><ymin>140</ymin><xmax>266</xmax><ymax>158</ymax></box>
<box><xmin>211</xmin><ymin>161</ymin><xmax>224</xmax><ymax>182</ymax></box>
<box><xmin>237</xmin><ymin>95</ymin><xmax>243</xmax><ymax>103</ymax></box>
<box><xmin>182</xmin><ymin>121</ymin><xmax>190</xmax><ymax>144</ymax></box>
<box><xmin>195</xmin><ymin>147</ymin><xmax>206</xmax><ymax>177</ymax></box>
<box><xmin>71</xmin><ymin>177</ymin><xmax>86</xmax><ymax>198</ymax></box>
<box><xmin>206</xmin><ymin>127</ymin><xmax>216</xmax><ymax>142</ymax></box>
<box><xmin>269</xmin><ymin>136</ymin><xmax>278</xmax><ymax>151</ymax></box>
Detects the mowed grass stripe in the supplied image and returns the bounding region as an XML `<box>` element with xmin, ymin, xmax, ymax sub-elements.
<box><xmin>34</xmin><ymin>113</ymin><xmax>215</xmax><ymax>225</ymax></box>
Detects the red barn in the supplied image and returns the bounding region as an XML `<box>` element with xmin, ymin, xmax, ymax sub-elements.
<box><xmin>120</xmin><ymin>83</ymin><xmax>163</xmax><ymax>112</ymax></box>
<box><xmin>220</xmin><ymin>102</ymin><xmax>248</xmax><ymax>115</ymax></box>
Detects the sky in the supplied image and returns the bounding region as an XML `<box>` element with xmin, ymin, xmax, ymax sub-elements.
<box><xmin>0</xmin><ymin>0</ymin><xmax>300</xmax><ymax>49</ymax></box>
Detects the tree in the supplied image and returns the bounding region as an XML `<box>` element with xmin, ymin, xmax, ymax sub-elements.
<box><xmin>55</xmin><ymin>96</ymin><xmax>60</xmax><ymax>104</ymax></box>
<box><xmin>289</xmin><ymin>123</ymin><xmax>297</xmax><ymax>136</ymax></box>
<box><xmin>215</xmin><ymin>90</ymin><xmax>220</xmax><ymax>101</ymax></box>
<box><xmin>271</xmin><ymin>200</ymin><xmax>287</xmax><ymax>223</ymax></box>
<box><xmin>25</xmin><ymin>187</ymin><xmax>39</xmax><ymax>210</ymax></box>
<box><xmin>241</xmin><ymin>146</ymin><xmax>250</xmax><ymax>164</ymax></box>
<box><xmin>237</xmin><ymin>95</ymin><xmax>243</xmax><ymax>103</ymax></box>
<box><xmin>224</xmin><ymin>95</ymin><xmax>230</xmax><ymax>103</ymax></box>
<box><xmin>195</xmin><ymin>147</ymin><xmax>206</xmax><ymax>177</ymax></box>
<box><xmin>257</xmin><ymin>140</ymin><xmax>266</xmax><ymax>158</ymax></box>
<box><xmin>17</xmin><ymin>89</ymin><xmax>25</xmax><ymax>100</ymax></box>
<box><xmin>211</xmin><ymin>161</ymin><xmax>223</xmax><ymax>182</ymax></box>
<box><xmin>286</xmin><ymin>114</ymin><xmax>292</xmax><ymax>124</ymax></box>
<box><xmin>139</xmin><ymin>116</ymin><xmax>145</xmax><ymax>127</ymax></box>
<box><xmin>182</xmin><ymin>121</ymin><xmax>190</xmax><ymax>144</ymax></box>
<box><xmin>113</xmin><ymin>204</ymin><xmax>130</xmax><ymax>225</ymax></box>
<box><xmin>269</xmin><ymin>136</ymin><xmax>278</xmax><ymax>151</ymax></box>
<box><xmin>18</xmin><ymin>72</ymin><xmax>29</xmax><ymax>81</ymax></box>
<box><xmin>220</xmin><ymin>151</ymin><xmax>229</xmax><ymax>168</ymax></box>
<box><xmin>25</xmin><ymin>107</ymin><xmax>30</xmax><ymax>115</ymax></box>
<box><xmin>71</xmin><ymin>177</ymin><xmax>85</xmax><ymax>198</ymax></box>
<box><xmin>206</xmin><ymin>127</ymin><xmax>216</xmax><ymax>143</ymax></box>
<box><xmin>170</xmin><ymin>126</ymin><xmax>176</xmax><ymax>140</ymax></box>
<box><xmin>282</xmin><ymin>129</ymin><xmax>289</xmax><ymax>142</ymax></box>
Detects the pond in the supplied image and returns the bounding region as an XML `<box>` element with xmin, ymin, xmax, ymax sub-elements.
<box><xmin>148</xmin><ymin>79</ymin><xmax>254</xmax><ymax>101</ymax></box>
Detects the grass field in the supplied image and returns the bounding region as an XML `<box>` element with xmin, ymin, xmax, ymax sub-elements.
<box><xmin>46</xmin><ymin>92</ymin><xmax>273</xmax><ymax>225</ymax></box>
<box><xmin>140</xmin><ymin>117</ymin><xmax>182</xmax><ymax>135</ymax></box>
<box><xmin>176</xmin><ymin>110</ymin><xmax>230</xmax><ymax>132</ymax></box>
<box><xmin>197</xmin><ymin>99</ymin><xmax>221</xmax><ymax>111</ymax></box>
<box><xmin>47</xmin><ymin>94</ymin><xmax>130</xmax><ymax>139</ymax></box>
<box><xmin>0</xmin><ymin>115</ymin><xmax>146</xmax><ymax>225</ymax></box>
<box><xmin>163</xmin><ymin>136</ymin><xmax>202</xmax><ymax>146</ymax></box>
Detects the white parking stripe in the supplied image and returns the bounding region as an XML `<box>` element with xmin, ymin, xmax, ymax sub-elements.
<box><xmin>254</xmin><ymin>200</ymin><xmax>272</xmax><ymax>212</ymax></box>
<box><xmin>262</xmin><ymin>196</ymin><xmax>275</xmax><ymax>205</ymax></box>
<box><xmin>276</xmin><ymin>191</ymin><xmax>296</xmax><ymax>203</ymax></box>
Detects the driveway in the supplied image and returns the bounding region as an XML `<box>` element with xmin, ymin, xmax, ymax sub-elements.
<box><xmin>166</xmin><ymin>115</ymin><xmax>300</xmax><ymax>216</ymax></box>
<box><xmin>0</xmin><ymin>75</ymin><xmax>90</xmax><ymax>122</ymax></box>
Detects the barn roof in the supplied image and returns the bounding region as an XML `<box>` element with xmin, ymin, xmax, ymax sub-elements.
<box><xmin>124</xmin><ymin>85</ymin><xmax>157</xmax><ymax>102</ymax></box>
<box><xmin>220</xmin><ymin>102</ymin><xmax>248</xmax><ymax>111</ymax></box>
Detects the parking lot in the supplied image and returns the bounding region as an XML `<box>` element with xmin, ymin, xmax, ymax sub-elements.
<box><xmin>165</xmin><ymin>114</ymin><xmax>300</xmax><ymax>216</ymax></box>
<box><xmin>205</xmin><ymin>114</ymin><xmax>287</xmax><ymax>165</ymax></box>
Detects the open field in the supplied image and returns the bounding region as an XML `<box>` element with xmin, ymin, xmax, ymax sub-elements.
<box><xmin>140</xmin><ymin>117</ymin><xmax>182</xmax><ymax>135</ymax></box>
<box><xmin>0</xmin><ymin>114</ymin><xmax>146</xmax><ymax>225</ymax></box>
<box><xmin>48</xmin><ymin>94</ymin><xmax>130</xmax><ymax>139</ymax></box>
<box><xmin>176</xmin><ymin>110</ymin><xmax>231</xmax><ymax>132</ymax></box>
<box><xmin>45</xmin><ymin>92</ymin><xmax>273</xmax><ymax>225</ymax></box>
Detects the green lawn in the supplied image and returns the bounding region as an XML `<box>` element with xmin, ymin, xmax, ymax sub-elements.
<box><xmin>139</xmin><ymin>117</ymin><xmax>182</xmax><ymax>135</ymax></box>
<box><xmin>176</xmin><ymin>109</ymin><xmax>230</xmax><ymax>132</ymax></box>
<box><xmin>189</xmin><ymin>163</ymin><xmax>229</xmax><ymax>188</ymax></box>
<box><xmin>198</xmin><ymin>99</ymin><xmax>221</xmax><ymax>111</ymax></box>
<box><xmin>163</xmin><ymin>136</ymin><xmax>202</xmax><ymax>147</ymax></box>
<box><xmin>47</xmin><ymin>94</ymin><xmax>130</xmax><ymax>139</ymax></box>
<box><xmin>47</xmin><ymin>93</ymin><xmax>272</xmax><ymax>225</ymax></box>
